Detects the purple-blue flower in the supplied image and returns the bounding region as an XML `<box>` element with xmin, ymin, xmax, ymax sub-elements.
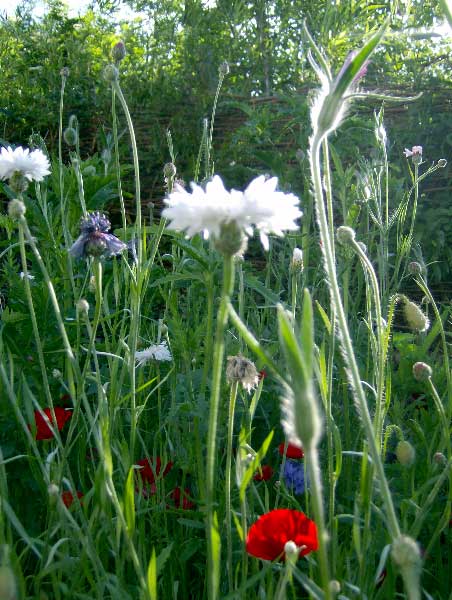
<box><xmin>282</xmin><ymin>460</ymin><xmax>309</xmax><ymax>495</ymax></box>
<box><xmin>69</xmin><ymin>212</ymin><xmax>126</xmax><ymax>259</ymax></box>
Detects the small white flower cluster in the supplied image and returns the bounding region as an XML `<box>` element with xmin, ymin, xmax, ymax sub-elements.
<box><xmin>135</xmin><ymin>341</ymin><xmax>172</xmax><ymax>366</ymax></box>
<box><xmin>162</xmin><ymin>175</ymin><xmax>301</xmax><ymax>251</ymax></box>
<box><xmin>0</xmin><ymin>146</ymin><xmax>50</xmax><ymax>182</ymax></box>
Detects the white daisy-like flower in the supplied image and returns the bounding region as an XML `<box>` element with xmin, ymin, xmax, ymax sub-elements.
<box><xmin>162</xmin><ymin>175</ymin><xmax>301</xmax><ymax>251</ymax></box>
<box><xmin>135</xmin><ymin>341</ymin><xmax>172</xmax><ymax>366</ymax></box>
<box><xmin>0</xmin><ymin>146</ymin><xmax>51</xmax><ymax>182</ymax></box>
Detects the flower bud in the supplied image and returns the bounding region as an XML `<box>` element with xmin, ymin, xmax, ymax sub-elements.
<box><xmin>391</xmin><ymin>534</ymin><xmax>422</xmax><ymax>573</ymax></box>
<box><xmin>214</xmin><ymin>221</ymin><xmax>248</xmax><ymax>257</ymax></box>
<box><xmin>219</xmin><ymin>61</ymin><xmax>230</xmax><ymax>76</ymax></box>
<box><xmin>103</xmin><ymin>64</ymin><xmax>119</xmax><ymax>82</ymax></box>
<box><xmin>63</xmin><ymin>127</ymin><xmax>78</xmax><ymax>147</ymax></box>
<box><xmin>60</xmin><ymin>67</ymin><xmax>70</xmax><ymax>78</ymax></box>
<box><xmin>396</xmin><ymin>440</ymin><xmax>415</xmax><ymax>467</ymax></box>
<box><xmin>402</xmin><ymin>297</ymin><xmax>430</xmax><ymax>333</ymax></box>
<box><xmin>437</xmin><ymin>158</ymin><xmax>447</xmax><ymax>168</ymax></box>
<box><xmin>8</xmin><ymin>199</ymin><xmax>26</xmax><ymax>219</ymax></box>
<box><xmin>408</xmin><ymin>261</ymin><xmax>422</xmax><ymax>276</ymax></box>
<box><xmin>52</xmin><ymin>369</ymin><xmax>62</xmax><ymax>379</ymax></box>
<box><xmin>336</xmin><ymin>226</ymin><xmax>356</xmax><ymax>245</ymax></box>
<box><xmin>163</xmin><ymin>162</ymin><xmax>177</xmax><ymax>179</ymax></box>
<box><xmin>434</xmin><ymin>452</ymin><xmax>446</xmax><ymax>465</ymax></box>
<box><xmin>8</xmin><ymin>172</ymin><xmax>29</xmax><ymax>194</ymax></box>
<box><xmin>112</xmin><ymin>40</ymin><xmax>126</xmax><ymax>63</ymax></box>
<box><xmin>76</xmin><ymin>298</ymin><xmax>89</xmax><ymax>316</ymax></box>
<box><xmin>82</xmin><ymin>166</ymin><xmax>96</xmax><ymax>177</ymax></box>
<box><xmin>412</xmin><ymin>361</ymin><xmax>432</xmax><ymax>382</ymax></box>
<box><xmin>329</xmin><ymin>580</ymin><xmax>341</xmax><ymax>595</ymax></box>
<box><xmin>0</xmin><ymin>564</ymin><xmax>17</xmax><ymax>600</ymax></box>
<box><xmin>284</xmin><ymin>540</ymin><xmax>299</xmax><ymax>561</ymax></box>
<box><xmin>291</xmin><ymin>247</ymin><xmax>304</xmax><ymax>273</ymax></box>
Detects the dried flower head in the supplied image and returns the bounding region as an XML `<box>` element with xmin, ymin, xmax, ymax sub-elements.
<box><xmin>135</xmin><ymin>341</ymin><xmax>172</xmax><ymax>366</ymax></box>
<box><xmin>69</xmin><ymin>212</ymin><xmax>126</xmax><ymax>259</ymax></box>
<box><xmin>226</xmin><ymin>355</ymin><xmax>259</xmax><ymax>393</ymax></box>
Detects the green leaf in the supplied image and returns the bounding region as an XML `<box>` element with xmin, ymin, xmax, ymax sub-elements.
<box><xmin>147</xmin><ymin>547</ymin><xmax>157</xmax><ymax>600</ymax></box>
<box><xmin>157</xmin><ymin>543</ymin><xmax>173</xmax><ymax>575</ymax></box>
<box><xmin>239</xmin><ymin>430</ymin><xmax>274</xmax><ymax>502</ymax></box>
<box><xmin>124</xmin><ymin>467</ymin><xmax>135</xmax><ymax>536</ymax></box>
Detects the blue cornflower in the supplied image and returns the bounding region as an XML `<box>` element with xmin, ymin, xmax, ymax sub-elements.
<box><xmin>282</xmin><ymin>459</ymin><xmax>309</xmax><ymax>495</ymax></box>
<box><xmin>69</xmin><ymin>212</ymin><xmax>126</xmax><ymax>259</ymax></box>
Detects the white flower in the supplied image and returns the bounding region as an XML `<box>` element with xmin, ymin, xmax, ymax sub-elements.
<box><xmin>135</xmin><ymin>341</ymin><xmax>172</xmax><ymax>366</ymax></box>
<box><xmin>19</xmin><ymin>271</ymin><xmax>35</xmax><ymax>280</ymax></box>
<box><xmin>0</xmin><ymin>146</ymin><xmax>51</xmax><ymax>182</ymax></box>
<box><xmin>162</xmin><ymin>175</ymin><xmax>302</xmax><ymax>251</ymax></box>
<box><xmin>403</xmin><ymin>146</ymin><xmax>422</xmax><ymax>158</ymax></box>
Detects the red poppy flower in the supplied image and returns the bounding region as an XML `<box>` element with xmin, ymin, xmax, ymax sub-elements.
<box><xmin>135</xmin><ymin>457</ymin><xmax>173</xmax><ymax>496</ymax></box>
<box><xmin>170</xmin><ymin>487</ymin><xmax>195</xmax><ymax>510</ymax></box>
<box><xmin>30</xmin><ymin>407</ymin><xmax>72</xmax><ymax>440</ymax></box>
<box><xmin>246</xmin><ymin>508</ymin><xmax>318</xmax><ymax>561</ymax></box>
<box><xmin>61</xmin><ymin>490</ymin><xmax>83</xmax><ymax>508</ymax></box>
<box><xmin>253</xmin><ymin>465</ymin><xmax>274</xmax><ymax>481</ymax></box>
<box><xmin>278</xmin><ymin>442</ymin><xmax>304</xmax><ymax>459</ymax></box>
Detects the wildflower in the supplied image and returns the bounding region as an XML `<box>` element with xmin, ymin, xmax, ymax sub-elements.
<box><xmin>226</xmin><ymin>355</ymin><xmax>259</xmax><ymax>393</ymax></box>
<box><xmin>69</xmin><ymin>212</ymin><xmax>126</xmax><ymax>259</ymax></box>
<box><xmin>135</xmin><ymin>457</ymin><xmax>173</xmax><ymax>496</ymax></box>
<box><xmin>282</xmin><ymin>460</ymin><xmax>309</xmax><ymax>495</ymax></box>
<box><xmin>278</xmin><ymin>442</ymin><xmax>304</xmax><ymax>459</ymax></box>
<box><xmin>61</xmin><ymin>490</ymin><xmax>83</xmax><ymax>508</ymax></box>
<box><xmin>162</xmin><ymin>175</ymin><xmax>301</xmax><ymax>253</ymax></box>
<box><xmin>401</xmin><ymin>296</ymin><xmax>430</xmax><ymax>333</ymax></box>
<box><xmin>29</xmin><ymin>407</ymin><xmax>72</xmax><ymax>440</ymax></box>
<box><xmin>412</xmin><ymin>362</ymin><xmax>432</xmax><ymax>382</ymax></box>
<box><xmin>0</xmin><ymin>146</ymin><xmax>50</xmax><ymax>183</ymax></box>
<box><xmin>404</xmin><ymin>146</ymin><xmax>423</xmax><ymax>165</ymax></box>
<box><xmin>408</xmin><ymin>261</ymin><xmax>423</xmax><ymax>276</ymax></box>
<box><xmin>246</xmin><ymin>508</ymin><xmax>318</xmax><ymax>561</ymax></box>
<box><xmin>19</xmin><ymin>272</ymin><xmax>34</xmax><ymax>281</ymax></box>
<box><xmin>169</xmin><ymin>487</ymin><xmax>195</xmax><ymax>510</ymax></box>
<box><xmin>291</xmin><ymin>247</ymin><xmax>304</xmax><ymax>273</ymax></box>
<box><xmin>253</xmin><ymin>465</ymin><xmax>274</xmax><ymax>482</ymax></box>
<box><xmin>396</xmin><ymin>440</ymin><xmax>416</xmax><ymax>467</ymax></box>
<box><xmin>135</xmin><ymin>341</ymin><xmax>172</xmax><ymax>366</ymax></box>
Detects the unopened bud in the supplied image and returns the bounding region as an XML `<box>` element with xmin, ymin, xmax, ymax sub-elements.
<box><xmin>357</xmin><ymin>241</ymin><xmax>367</xmax><ymax>253</ymax></box>
<box><xmin>402</xmin><ymin>297</ymin><xmax>430</xmax><ymax>333</ymax></box>
<box><xmin>103</xmin><ymin>64</ymin><xmax>119</xmax><ymax>82</ymax></box>
<box><xmin>336</xmin><ymin>226</ymin><xmax>356</xmax><ymax>245</ymax></box>
<box><xmin>391</xmin><ymin>534</ymin><xmax>422</xmax><ymax>571</ymax></box>
<box><xmin>82</xmin><ymin>165</ymin><xmax>96</xmax><ymax>177</ymax></box>
<box><xmin>76</xmin><ymin>299</ymin><xmax>89</xmax><ymax>315</ymax></box>
<box><xmin>163</xmin><ymin>162</ymin><xmax>177</xmax><ymax>179</ymax></box>
<box><xmin>52</xmin><ymin>369</ymin><xmax>62</xmax><ymax>379</ymax></box>
<box><xmin>438</xmin><ymin>158</ymin><xmax>447</xmax><ymax>168</ymax></box>
<box><xmin>214</xmin><ymin>221</ymin><xmax>248</xmax><ymax>257</ymax></box>
<box><xmin>8</xmin><ymin>199</ymin><xmax>26</xmax><ymax>219</ymax></box>
<box><xmin>63</xmin><ymin>127</ymin><xmax>78</xmax><ymax>147</ymax></box>
<box><xmin>60</xmin><ymin>67</ymin><xmax>70</xmax><ymax>78</ymax></box>
<box><xmin>329</xmin><ymin>580</ymin><xmax>341</xmax><ymax>594</ymax></box>
<box><xmin>112</xmin><ymin>40</ymin><xmax>126</xmax><ymax>63</ymax></box>
<box><xmin>219</xmin><ymin>61</ymin><xmax>230</xmax><ymax>76</ymax></box>
<box><xmin>396</xmin><ymin>440</ymin><xmax>416</xmax><ymax>467</ymax></box>
<box><xmin>434</xmin><ymin>452</ymin><xmax>446</xmax><ymax>465</ymax></box>
<box><xmin>291</xmin><ymin>247</ymin><xmax>304</xmax><ymax>273</ymax></box>
<box><xmin>8</xmin><ymin>172</ymin><xmax>29</xmax><ymax>195</ymax></box>
<box><xmin>408</xmin><ymin>261</ymin><xmax>422</xmax><ymax>276</ymax></box>
<box><xmin>412</xmin><ymin>361</ymin><xmax>432</xmax><ymax>382</ymax></box>
<box><xmin>284</xmin><ymin>540</ymin><xmax>299</xmax><ymax>561</ymax></box>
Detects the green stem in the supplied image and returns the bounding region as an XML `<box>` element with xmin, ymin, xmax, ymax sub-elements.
<box><xmin>310</xmin><ymin>133</ymin><xmax>401</xmax><ymax>540</ymax></box>
<box><xmin>225</xmin><ymin>382</ymin><xmax>239</xmax><ymax>593</ymax></box>
<box><xmin>206</xmin><ymin>255</ymin><xmax>235</xmax><ymax>600</ymax></box>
